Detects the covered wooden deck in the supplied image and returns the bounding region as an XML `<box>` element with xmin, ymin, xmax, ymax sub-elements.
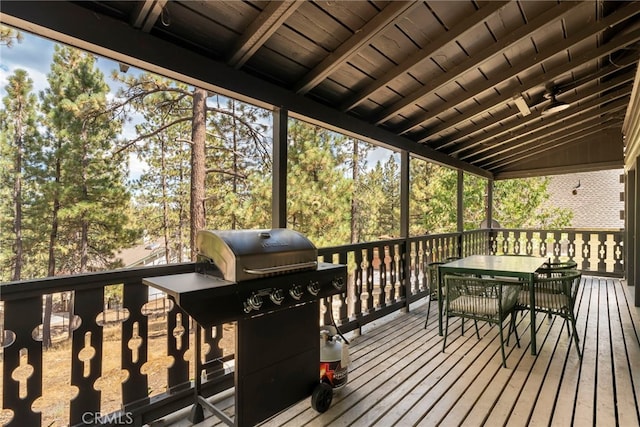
<box><xmin>160</xmin><ymin>276</ymin><xmax>640</xmax><ymax>427</ymax></box>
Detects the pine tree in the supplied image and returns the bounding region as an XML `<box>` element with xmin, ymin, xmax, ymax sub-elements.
<box><xmin>0</xmin><ymin>25</ymin><xmax>23</xmax><ymax>47</ymax></box>
<box><xmin>0</xmin><ymin>69</ymin><xmax>40</xmax><ymax>281</ymax></box>
<box><xmin>347</xmin><ymin>139</ymin><xmax>371</xmax><ymax>243</ymax></box>
<box><xmin>39</xmin><ymin>45</ymin><xmax>139</xmax><ymax>274</ymax></box>
<box><xmin>409</xmin><ymin>159</ymin><xmax>458</xmax><ymax>235</ymax></box>
<box><xmin>112</xmin><ymin>72</ymin><xmax>271</xmax><ymax>259</ymax></box>
<box><xmin>286</xmin><ymin>120</ymin><xmax>351</xmax><ymax>247</ymax></box>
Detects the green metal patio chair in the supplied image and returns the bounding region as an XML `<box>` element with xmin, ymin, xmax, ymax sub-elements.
<box><xmin>423</xmin><ymin>262</ymin><xmax>443</xmax><ymax>329</ymax></box>
<box><xmin>517</xmin><ymin>269</ymin><xmax>582</xmax><ymax>358</ymax></box>
<box><xmin>423</xmin><ymin>256</ymin><xmax>462</xmax><ymax>330</ymax></box>
<box><xmin>442</xmin><ymin>274</ymin><xmax>520</xmax><ymax>368</ymax></box>
<box><xmin>536</xmin><ymin>259</ymin><xmax>578</xmax><ymax>277</ymax></box>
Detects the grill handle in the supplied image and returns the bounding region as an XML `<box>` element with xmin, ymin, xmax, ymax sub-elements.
<box><xmin>243</xmin><ymin>261</ymin><xmax>318</xmax><ymax>276</ymax></box>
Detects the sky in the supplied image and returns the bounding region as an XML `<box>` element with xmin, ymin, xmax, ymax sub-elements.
<box><xmin>0</xmin><ymin>27</ymin><xmax>398</xmax><ymax>178</ymax></box>
<box><xmin>1</xmin><ymin>29</ymin><xmax>149</xmax><ymax>180</ymax></box>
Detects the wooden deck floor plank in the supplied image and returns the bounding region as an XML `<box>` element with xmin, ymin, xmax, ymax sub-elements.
<box><xmin>420</xmin><ymin>341</ymin><xmax>507</xmax><ymax>426</ymax></box>
<box><xmin>173</xmin><ymin>277</ymin><xmax>640</xmax><ymax>427</ymax></box>
<box><xmin>344</xmin><ymin>319</ymin><xmax>488</xmax><ymax>427</ymax></box>
<box><xmin>432</xmin><ymin>313</ymin><xmax>539</xmax><ymax>427</ymax></box>
<box><xmin>548</xmin><ymin>276</ymin><xmax>592</xmax><ymax>427</ymax></box>
<box><xmin>262</xmin><ymin>308</ymin><xmax>443</xmax><ymax>427</ymax></box>
<box><xmin>368</xmin><ymin>324</ymin><xmax>495</xmax><ymax>425</ymax></box>
<box><xmin>481</xmin><ymin>313</ymin><xmax>562</xmax><ymax>427</ymax></box>
<box><xmin>330</xmin><ymin>324</ymin><xmax>472</xmax><ymax>427</ymax></box>
<box><xmin>610</xmin><ymin>279</ymin><xmax>640</xmax><ymax>426</ymax></box>
<box><xmin>320</xmin><ymin>321</ymin><xmax>449</xmax><ymax>427</ymax></box>
<box><xmin>564</xmin><ymin>276</ymin><xmax>598</xmax><ymax>427</ymax></box>
<box><xmin>503</xmin><ymin>314</ymin><xmax>569</xmax><ymax>427</ymax></box>
<box><xmin>526</xmin><ymin>320</ymin><xmax>573</xmax><ymax>427</ymax></box>
<box><xmin>595</xmin><ymin>278</ymin><xmax>619</xmax><ymax>425</ymax></box>
<box><xmin>322</xmin><ymin>325</ymin><xmax>482</xmax><ymax>424</ymax></box>
<box><xmin>345</xmin><ymin>310</ymin><xmax>429</xmax><ymax>369</ymax></box>
<box><xmin>456</xmin><ymin>314</ymin><xmax>531</xmax><ymax>427</ymax></box>
<box><xmin>311</xmin><ymin>320</ymin><xmax>477</xmax><ymax>427</ymax></box>
<box><xmin>387</xmin><ymin>323</ymin><xmax>505</xmax><ymax>425</ymax></box>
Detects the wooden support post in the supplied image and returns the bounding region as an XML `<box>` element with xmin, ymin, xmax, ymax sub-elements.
<box><xmin>272</xmin><ymin>108</ymin><xmax>288</xmax><ymax>229</ymax></box>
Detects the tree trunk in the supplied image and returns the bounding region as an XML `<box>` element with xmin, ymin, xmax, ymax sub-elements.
<box><xmin>161</xmin><ymin>139</ymin><xmax>171</xmax><ymax>264</ymax></box>
<box><xmin>11</xmin><ymin>119</ymin><xmax>23</xmax><ymax>281</ymax></box>
<box><xmin>80</xmin><ymin>125</ymin><xmax>89</xmax><ymax>272</ymax></box>
<box><xmin>42</xmin><ymin>295</ymin><xmax>53</xmax><ymax>349</ymax></box>
<box><xmin>190</xmin><ymin>87</ymin><xmax>207</xmax><ymax>260</ymax></box>
<box><xmin>43</xmin><ymin>140</ymin><xmax>62</xmax><ymax>349</ymax></box>
<box><xmin>351</xmin><ymin>139</ymin><xmax>360</xmax><ymax>244</ymax></box>
<box><xmin>231</xmin><ymin>100</ymin><xmax>238</xmax><ymax>229</ymax></box>
<box><xmin>67</xmin><ymin>292</ymin><xmax>75</xmax><ymax>337</ymax></box>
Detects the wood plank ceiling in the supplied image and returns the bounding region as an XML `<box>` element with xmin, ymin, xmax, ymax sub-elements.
<box><xmin>3</xmin><ymin>1</ymin><xmax>640</xmax><ymax>178</ymax></box>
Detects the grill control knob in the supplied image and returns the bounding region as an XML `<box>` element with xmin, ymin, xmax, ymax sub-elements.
<box><xmin>290</xmin><ymin>284</ymin><xmax>304</xmax><ymax>300</ymax></box>
<box><xmin>270</xmin><ymin>288</ymin><xmax>285</xmax><ymax>305</ymax></box>
<box><xmin>243</xmin><ymin>293</ymin><xmax>263</xmax><ymax>313</ymax></box>
<box><xmin>332</xmin><ymin>276</ymin><xmax>345</xmax><ymax>290</ymax></box>
<box><xmin>307</xmin><ymin>280</ymin><xmax>320</xmax><ymax>296</ymax></box>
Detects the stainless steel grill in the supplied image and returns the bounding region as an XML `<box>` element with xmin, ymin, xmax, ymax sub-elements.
<box><xmin>195</xmin><ymin>228</ymin><xmax>318</xmax><ymax>282</ymax></box>
<box><xmin>144</xmin><ymin>228</ymin><xmax>347</xmax><ymax>426</ymax></box>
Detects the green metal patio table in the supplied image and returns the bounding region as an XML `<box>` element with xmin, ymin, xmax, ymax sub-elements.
<box><xmin>437</xmin><ymin>254</ymin><xmax>547</xmax><ymax>356</ymax></box>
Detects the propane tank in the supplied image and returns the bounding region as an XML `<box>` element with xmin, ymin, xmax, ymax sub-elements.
<box><xmin>320</xmin><ymin>326</ymin><xmax>349</xmax><ymax>392</ymax></box>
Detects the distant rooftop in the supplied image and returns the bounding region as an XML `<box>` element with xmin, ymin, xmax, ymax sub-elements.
<box><xmin>544</xmin><ymin>169</ymin><xmax>624</xmax><ymax>230</ymax></box>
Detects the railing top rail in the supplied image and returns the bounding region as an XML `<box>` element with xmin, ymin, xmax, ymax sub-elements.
<box><xmin>318</xmin><ymin>238</ymin><xmax>406</xmax><ymax>255</ymax></box>
<box><xmin>0</xmin><ymin>262</ymin><xmax>195</xmax><ymax>301</ymax></box>
<box><xmin>484</xmin><ymin>228</ymin><xmax>624</xmax><ymax>233</ymax></box>
<box><xmin>408</xmin><ymin>232</ymin><xmax>463</xmax><ymax>241</ymax></box>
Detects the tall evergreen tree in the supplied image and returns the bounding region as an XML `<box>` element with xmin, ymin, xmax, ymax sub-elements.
<box><xmin>0</xmin><ymin>69</ymin><xmax>40</xmax><ymax>281</ymax></box>
<box><xmin>287</xmin><ymin>120</ymin><xmax>351</xmax><ymax>247</ymax></box>
<box><xmin>463</xmin><ymin>173</ymin><xmax>488</xmax><ymax>230</ymax></box>
<box><xmin>39</xmin><ymin>45</ymin><xmax>138</xmax><ymax>274</ymax></box>
<box><xmin>409</xmin><ymin>159</ymin><xmax>458</xmax><ymax>235</ymax></box>
<box><xmin>204</xmin><ymin>97</ymin><xmax>270</xmax><ymax>230</ymax></box>
<box><xmin>347</xmin><ymin>139</ymin><xmax>371</xmax><ymax>243</ymax></box>
<box><xmin>112</xmin><ymin>73</ymin><xmax>271</xmax><ymax>259</ymax></box>
<box><xmin>0</xmin><ymin>25</ymin><xmax>23</xmax><ymax>47</ymax></box>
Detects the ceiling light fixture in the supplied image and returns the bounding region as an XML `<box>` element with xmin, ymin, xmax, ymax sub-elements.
<box><xmin>513</xmin><ymin>95</ymin><xmax>531</xmax><ymax>116</ymax></box>
<box><xmin>541</xmin><ymin>92</ymin><xmax>570</xmax><ymax>116</ymax></box>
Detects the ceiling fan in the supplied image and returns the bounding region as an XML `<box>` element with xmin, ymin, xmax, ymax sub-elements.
<box><xmin>541</xmin><ymin>87</ymin><xmax>571</xmax><ymax>116</ymax></box>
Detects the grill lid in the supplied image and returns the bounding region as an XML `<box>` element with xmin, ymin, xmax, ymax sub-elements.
<box><xmin>196</xmin><ymin>229</ymin><xmax>318</xmax><ymax>282</ymax></box>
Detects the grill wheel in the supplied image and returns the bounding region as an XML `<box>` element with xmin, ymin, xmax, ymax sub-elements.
<box><xmin>311</xmin><ymin>382</ymin><xmax>333</xmax><ymax>413</ymax></box>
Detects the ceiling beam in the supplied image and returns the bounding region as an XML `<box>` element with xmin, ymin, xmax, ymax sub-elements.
<box><xmin>468</xmin><ymin>95</ymin><xmax>630</xmax><ymax>164</ymax></box>
<box><xmin>0</xmin><ymin>0</ymin><xmax>493</xmax><ymax>179</ymax></box>
<box><xmin>485</xmin><ymin>116</ymin><xmax>624</xmax><ymax>169</ymax></box>
<box><xmin>294</xmin><ymin>1</ymin><xmax>416</xmax><ymax>95</ymax></box>
<box><xmin>130</xmin><ymin>0</ymin><xmax>167</xmax><ymax>33</ymax></box>
<box><xmin>433</xmin><ymin>59</ymin><xmax>637</xmax><ymax>151</ymax></box>
<box><xmin>338</xmin><ymin>0</ymin><xmax>509</xmax><ymax>112</ymax></box>
<box><xmin>227</xmin><ymin>0</ymin><xmax>304</xmax><ymax>69</ymax></box>
<box><xmin>416</xmin><ymin>32</ymin><xmax>640</xmax><ymax>146</ymax></box>
<box><xmin>388</xmin><ymin>3</ymin><xmax>640</xmax><ymax>134</ymax></box>
<box><xmin>494</xmin><ymin>159</ymin><xmax>625</xmax><ymax>180</ymax></box>
<box><xmin>376</xmin><ymin>1</ymin><xmax>585</xmax><ymax>128</ymax></box>
<box><xmin>488</xmin><ymin>118</ymin><xmax>624</xmax><ymax>172</ymax></box>
<box><xmin>449</xmin><ymin>71</ymin><xmax>636</xmax><ymax>155</ymax></box>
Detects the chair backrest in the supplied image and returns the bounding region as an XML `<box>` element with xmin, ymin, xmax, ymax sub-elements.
<box><xmin>444</xmin><ymin>274</ymin><xmax>520</xmax><ymax>320</ymax></box>
<box><xmin>427</xmin><ymin>262</ymin><xmax>444</xmax><ymax>294</ymax></box>
<box><xmin>533</xmin><ymin>269</ymin><xmax>582</xmax><ymax>309</ymax></box>
<box><xmin>536</xmin><ymin>259</ymin><xmax>578</xmax><ymax>277</ymax></box>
